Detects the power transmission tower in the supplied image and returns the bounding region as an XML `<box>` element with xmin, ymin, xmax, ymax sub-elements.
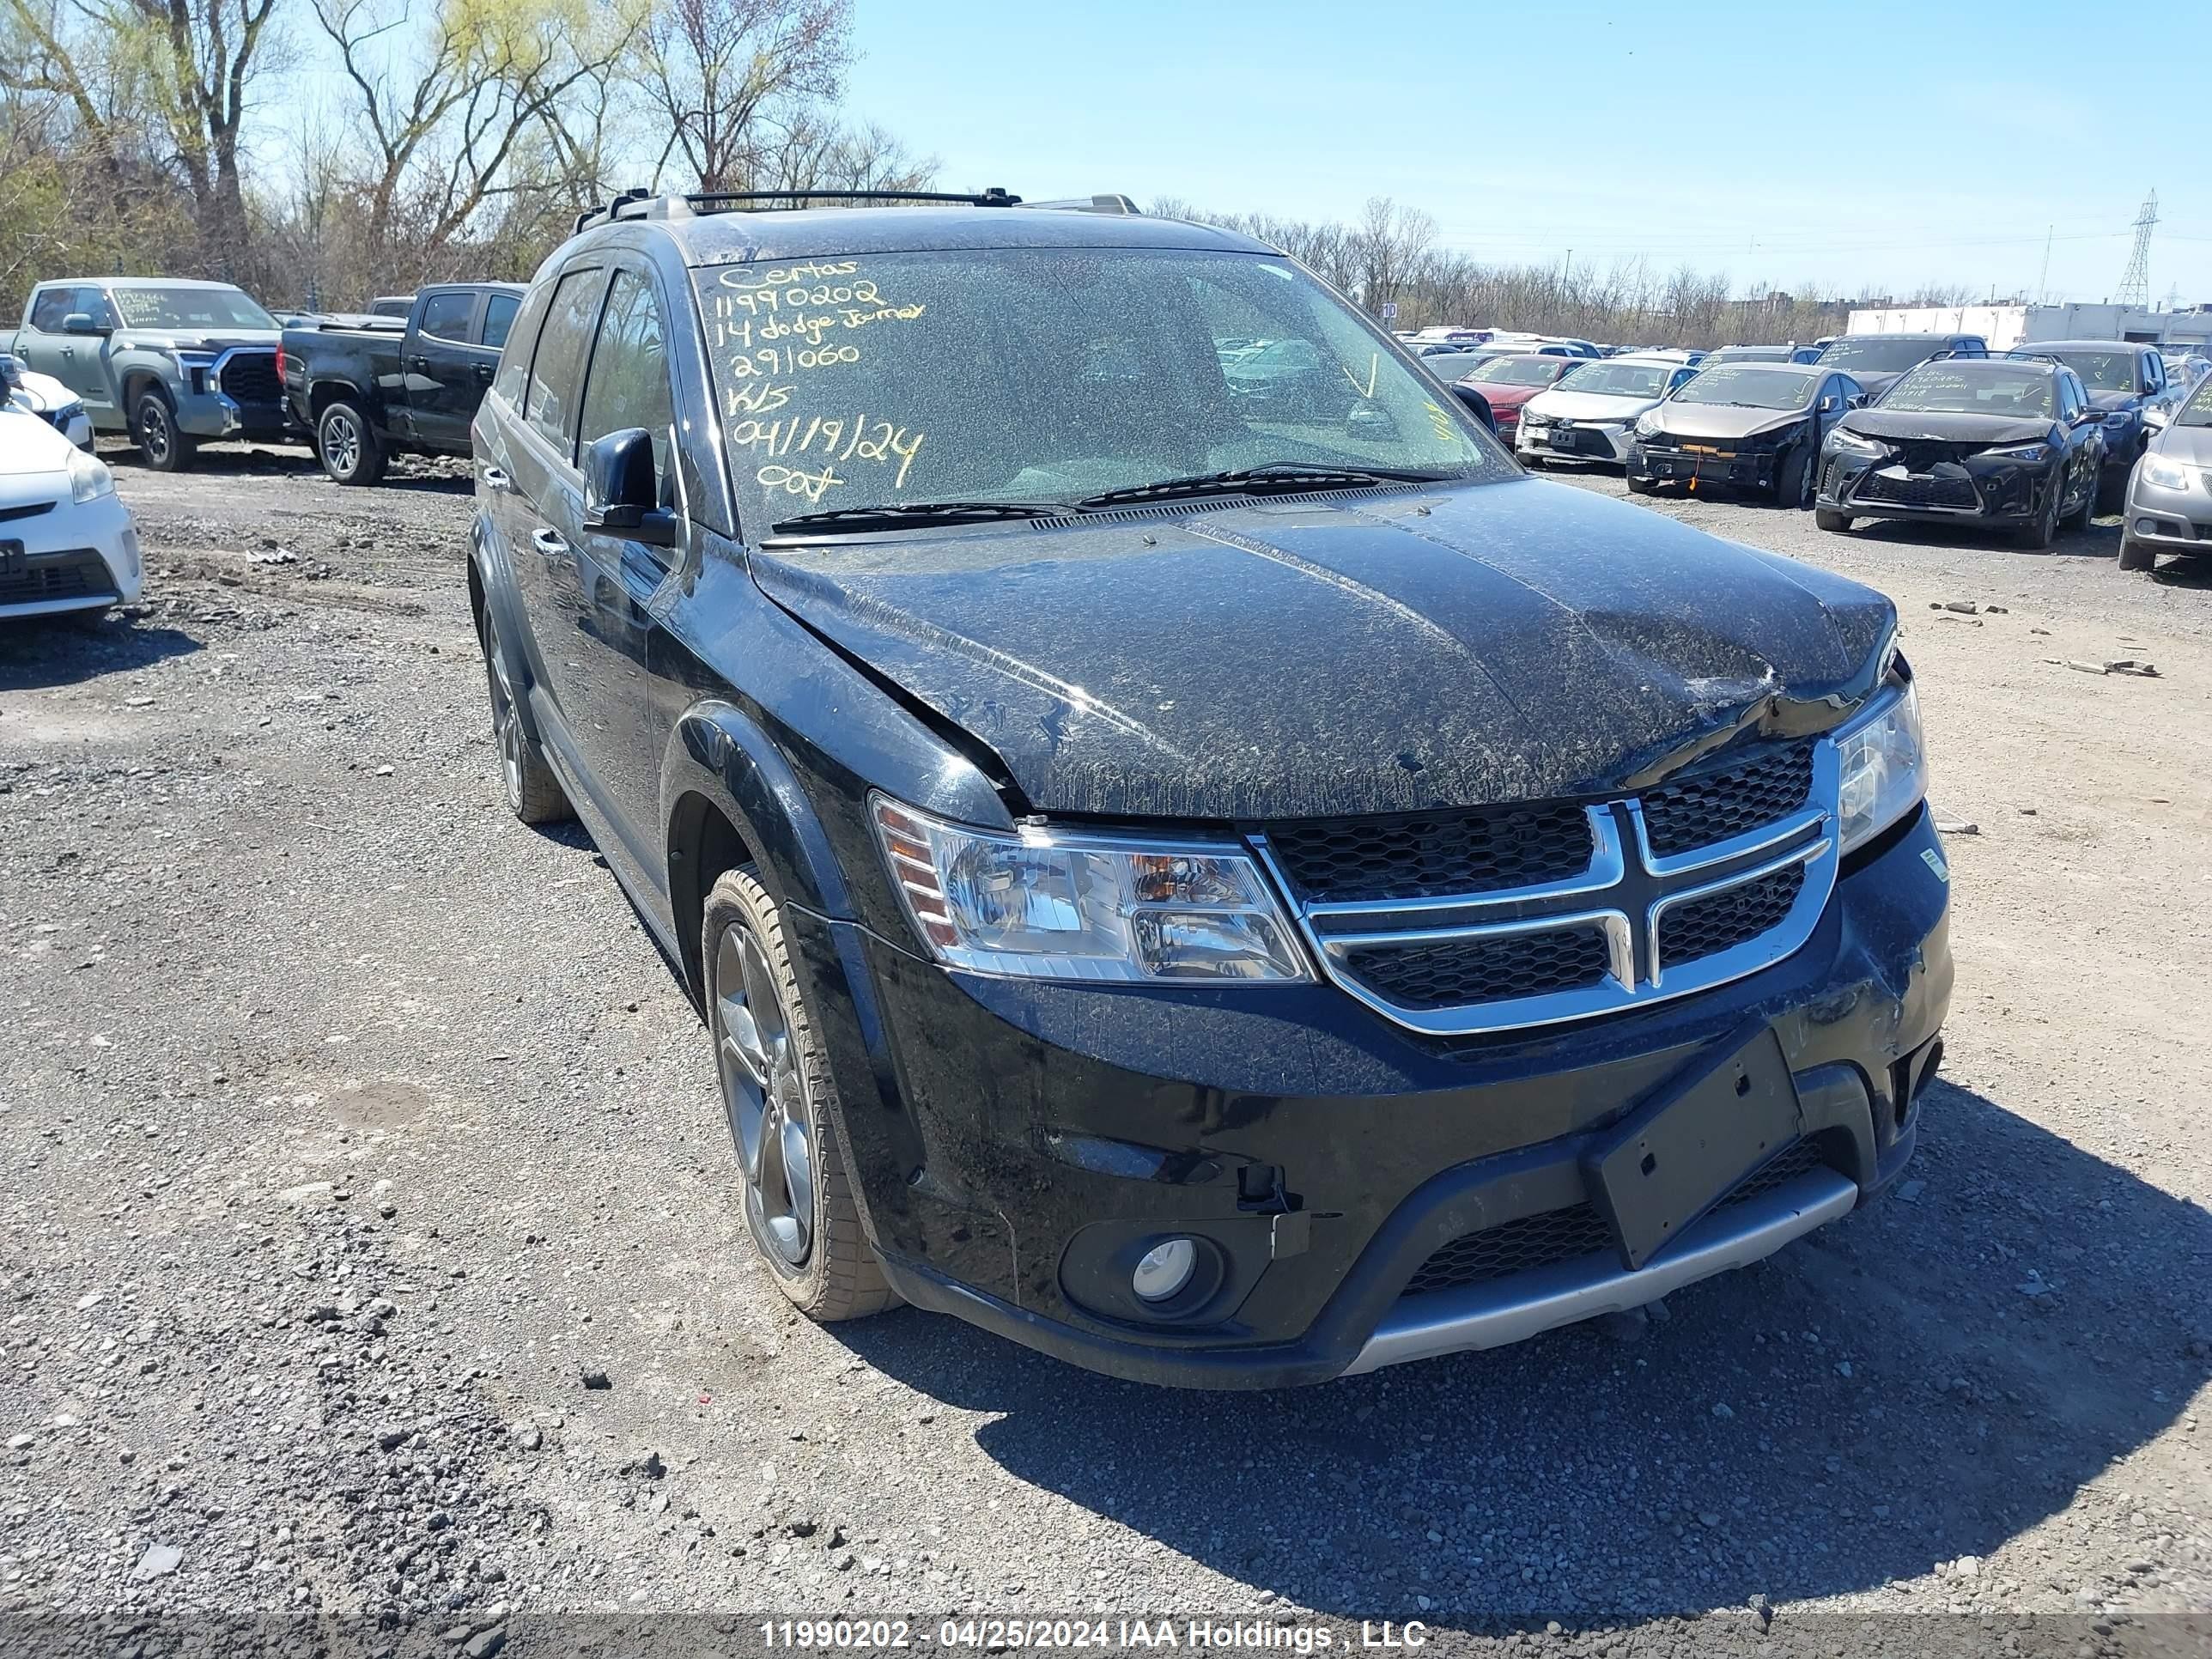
<box><xmin>2115</xmin><ymin>190</ymin><xmax>2158</xmax><ymax>308</ymax></box>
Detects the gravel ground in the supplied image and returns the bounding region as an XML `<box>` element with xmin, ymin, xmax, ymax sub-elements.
<box><xmin>2</xmin><ymin>441</ymin><xmax>2209</xmax><ymax>1657</ymax></box>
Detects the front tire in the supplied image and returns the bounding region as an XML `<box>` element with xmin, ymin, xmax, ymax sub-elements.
<box><xmin>477</xmin><ymin>600</ymin><xmax>570</xmax><ymax>823</ymax></box>
<box><xmin>2016</xmin><ymin>478</ymin><xmax>2061</xmax><ymax>550</ymax></box>
<box><xmin>1814</xmin><ymin>507</ymin><xmax>1853</xmax><ymax>532</ymax></box>
<box><xmin>2118</xmin><ymin>535</ymin><xmax>2156</xmax><ymax>573</ymax></box>
<box><xmin>1778</xmin><ymin>443</ymin><xmax>1814</xmax><ymax>509</ymax></box>
<box><xmin>131</xmin><ymin>388</ymin><xmax>194</xmax><ymax>472</ymax></box>
<box><xmin>317</xmin><ymin>400</ymin><xmax>386</xmax><ymax>486</ymax></box>
<box><xmin>705</xmin><ymin>866</ymin><xmax>896</xmax><ymax>1322</ymax></box>
<box><xmin>2065</xmin><ymin>472</ymin><xmax>2097</xmax><ymax>533</ymax></box>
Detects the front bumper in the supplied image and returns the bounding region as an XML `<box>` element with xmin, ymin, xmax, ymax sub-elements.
<box><xmin>0</xmin><ymin>490</ymin><xmax>142</xmax><ymax>616</ymax></box>
<box><xmin>1628</xmin><ymin>441</ymin><xmax>1782</xmax><ymax>490</ymax></box>
<box><xmin>1518</xmin><ymin>421</ymin><xmax>1635</xmax><ymax>464</ymax></box>
<box><xmin>1818</xmin><ymin>447</ymin><xmax>2055</xmax><ymax>527</ymax></box>
<box><xmin>2123</xmin><ymin>463</ymin><xmax>2212</xmax><ymax>550</ymax></box>
<box><xmin>797</xmin><ymin>806</ymin><xmax>1953</xmax><ymax>1388</ymax></box>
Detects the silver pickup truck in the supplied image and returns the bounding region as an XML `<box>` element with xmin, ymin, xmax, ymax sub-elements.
<box><xmin>9</xmin><ymin>278</ymin><xmax>290</xmax><ymax>471</ymax></box>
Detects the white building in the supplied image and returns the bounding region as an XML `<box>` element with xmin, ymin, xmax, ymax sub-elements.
<box><xmin>1843</xmin><ymin>302</ymin><xmax>2212</xmax><ymax>351</ymax></box>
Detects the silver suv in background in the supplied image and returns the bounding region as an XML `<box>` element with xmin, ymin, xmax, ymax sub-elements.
<box><xmin>9</xmin><ymin>279</ymin><xmax>289</xmax><ymax>471</ymax></box>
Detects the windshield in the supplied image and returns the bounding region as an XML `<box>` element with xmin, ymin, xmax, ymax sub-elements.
<box><xmin>1882</xmin><ymin>362</ymin><xmax>2055</xmax><ymax>418</ymax></box>
<box><xmin>2177</xmin><ymin>375</ymin><xmax>2212</xmax><ymax>428</ymax></box>
<box><xmin>1471</xmin><ymin>355</ymin><xmax>1572</xmax><ymax>388</ymax></box>
<box><xmin>1672</xmin><ymin>365</ymin><xmax>1818</xmax><ymax>410</ymax></box>
<box><xmin>692</xmin><ymin>249</ymin><xmax>1500</xmax><ymax>529</ymax></box>
<box><xmin>1554</xmin><ymin>361</ymin><xmax>1670</xmax><ymax>398</ymax></box>
<box><xmin>1820</xmin><ymin>337</ymin><xmax>1951</xmax><ymax>373</ymax></box>
<box><xmin>109</xmin><ymin>285</ymin><xmax>276</xmax><ymax>331</ymax></box>
<box><xmin>2014</xmin><ymin>348</ymin><xmax>2133</xmax><ymax>392</ymax></box>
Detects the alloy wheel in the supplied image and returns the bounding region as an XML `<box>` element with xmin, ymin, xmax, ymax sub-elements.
<box><xmin>714</xmin><ymin>920</ymin><xmax>817</xmax><ymax>1267</ymax></box>
<box><xmin>482</xmin><ymin>618</ymin><xmax>526</xmax><ymax>810</ymax></box>
<box><xmin>323</xmin><ymin>411</ymin><xmax>360</xmax><ymax>477</ymax></box>
<box><xmin>141</xmin><ymin>406</ymin><xmax>171</xmax><ymax>465</ymax></box>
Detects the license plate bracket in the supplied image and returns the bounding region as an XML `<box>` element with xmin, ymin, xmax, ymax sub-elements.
<box><xmin>1582</xmin><ymin>1024</ymin><xmax>1803</xmax><ymax>1270</ymax></box>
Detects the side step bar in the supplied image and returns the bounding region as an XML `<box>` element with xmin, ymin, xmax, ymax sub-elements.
<box><xmin>1345</xmin><ymin>1169</ymin><xmax>1858</xmax><ymax>1374</ymax></box>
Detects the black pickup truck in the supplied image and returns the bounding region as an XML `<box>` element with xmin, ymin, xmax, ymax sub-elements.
<box><xmin>281</xmin><ymin>283</ymin><xmax>523</xmax><ymax>483</ymax></box>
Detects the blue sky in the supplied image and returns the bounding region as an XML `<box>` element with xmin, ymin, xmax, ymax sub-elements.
<box><xmin>845</xmin><ymin>0</ymin><xmax>2212</xmax><ymax>306</ymax></box>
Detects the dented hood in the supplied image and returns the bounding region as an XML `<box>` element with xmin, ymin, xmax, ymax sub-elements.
<box><xmin>1836</xmin><ymin>407</ymin><xmax>2056</xmax><ymax>447</ymax></box>
<box><xmin>1651</xmin><ymin>403</ymin><xmax>1811</xmax><ymax>441</ymax></box>
<box><xmin>750</xmin><ymin>479</ymin><xmax>1895</xmax><ymax>820</ymax></box>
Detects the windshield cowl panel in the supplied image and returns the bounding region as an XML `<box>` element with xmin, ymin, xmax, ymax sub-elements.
<box><xmin>690</xmin><ymin>248</ymin><xmax>1507</xmax><ymax>538</ymax></box>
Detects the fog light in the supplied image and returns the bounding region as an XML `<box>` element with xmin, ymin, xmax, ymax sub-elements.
<box><xmin>2135</xmin><ymin>518</ymin><xmax>2157</xmax><ymax>535</ymax></box>
<box><xmin>1132</xmin><ymin>1237</ymin><xmax>1197</xmax><ymax>1303</ymax></box>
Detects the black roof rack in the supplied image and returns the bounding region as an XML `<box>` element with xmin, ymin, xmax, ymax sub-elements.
<box><xmin>572</xmin><ymin>186</ymin><xmax>1144</xmax><ymax>235</ymax></box>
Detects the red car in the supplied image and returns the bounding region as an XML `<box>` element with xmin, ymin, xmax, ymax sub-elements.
<box><xmin>1462</xmin><ymin>355</ymin><xmax>1584</xmax><ymax>442</ymax></box>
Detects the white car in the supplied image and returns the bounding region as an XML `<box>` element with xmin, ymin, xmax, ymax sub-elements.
<box><xmin>0</xmin><ymin>407</ymin><xmax>142</xmax><ymax>620</ymax></box>
<box><xmin>0</xmin><ymin>353</ymin><xmax>94</xmax><ymax>450</ymax></box>
<box><xmin>1517</xmin><ymin>352</ymin><xmax>1703</xmax><ymax>466</ymax></box>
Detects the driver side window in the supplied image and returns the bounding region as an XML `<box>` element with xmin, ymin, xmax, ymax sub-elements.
<box><xmin>577</xmin><ymin>270</ymin><xmax>678</xmax><ymax>503</ymax></box>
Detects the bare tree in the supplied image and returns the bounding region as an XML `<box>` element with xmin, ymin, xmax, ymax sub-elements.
<box><xmin>632</xmin><ymin>0</ymin><xmax>849</xmax><ymax>191</ymax></box>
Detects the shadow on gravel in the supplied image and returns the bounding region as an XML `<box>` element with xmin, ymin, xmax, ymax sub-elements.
<box><xmin>2147</xmin><ymin>557</ymin><xmax>2212</xmax><ymax>590</ymax></box>
<box><xmin>0</xmin><ymin>615</ymin><xmax>201</xmax><ymax>688</ymax></box>
<box><xmin>837</xmin><ymin>1079</ymin><xmax>2212</xmax><ymax>1623</ymax></box>
<box><xmin>1845</xmin><ymin>518</ymin><xmax>2124</xmax><ymax>562</ymax></box>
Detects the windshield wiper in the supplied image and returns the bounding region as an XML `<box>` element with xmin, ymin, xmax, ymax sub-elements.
<box><xmin>1075</xmin><ymin>463</ymin><xmax>1459</xmax><ymax>509</ymax></box>
<box><xmin>769</xmin><ymin>500</ymin><xmax>1072</xmax><ymax>535</ymax></box>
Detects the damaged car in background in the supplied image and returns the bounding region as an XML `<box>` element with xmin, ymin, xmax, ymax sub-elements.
<box><xmin>2118</xmin><ymin>368</ymin><xmax>2212</xmax><ymax>573</ymax></box>
<box><xmin>1816</xmin><ymin>356</ymin><xmax>2104</xmax><ymax>548</ymax></box>
<box><xmin>2004</xmin><ymin>339</ymin><xmax>2176</xmax><ymax>510</ymax></box>
<box><xmin>1628</xmin><ymin>362</ymin><xmax>1864</xmax><ymax>504</ymax></box>
<box><xmin>470</xmin><ymin>190</ymin><xmax>1952</xmax><ymax>1387</ymax></box>
<box><xmin>1516</xmin><ymin>352</ymin><xmax>1699</xmax><ymax>466</ymax></box>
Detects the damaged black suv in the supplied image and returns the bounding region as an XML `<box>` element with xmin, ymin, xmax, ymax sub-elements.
<box><xmin>468</xmin><ymin>189</ymin><xmax>1952</xmax><ymax>1388</ymax></box>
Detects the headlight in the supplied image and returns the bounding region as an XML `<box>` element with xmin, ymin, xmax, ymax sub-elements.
<box><xmin>1980</xmin><ymin>441</ymin><xmax>2050</xmax><ymax>463</ymax></box>
<box><xmin>871</xmin><ymin>797</ymin><xmax>1312</xmax><ymax>982</ymax></box>
<box><xmin>1833</xmin><ymin>683</ymin><xmax>1928</xmax><ymax>854</ymax></box>
<box><xmin>1829</xmin><ymin>427</ymin><xmax>1886</xmax><ymax>453</ymax></box>
<box><xmin>1520</xmin><ymin>411</ymin><xmax>1548</xmax><ymax>427</ymax></box>
<box><xmin>1635</xmin><ymin>410</ymin><xmax>1662</xmax><ymax>437</ymax></box>
<box><xmin>66</xmin><ymin>446</ymin><xmax>114</xmax><ymax>504</ymax></box>
<box><xmin>2140</xmin><ymin>455</ymin><xmax>2191</xmax><ymax>490</ymax></box>
<box><xmin>55</xmin><ymin>398</ymin><xmax>84</xmax><ymax>423</ymax></box>
<box><xmin>2104</xmin><ymin>410</ymin><xmax>2133</xmax><ymax>427</ymax></box>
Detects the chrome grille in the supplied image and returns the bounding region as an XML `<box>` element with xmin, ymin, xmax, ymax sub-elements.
<box><xmin>1267</xmin><ymin>802</ymin><xmax>1592</xmax><ymax>904</ymax></box>
<box><xmin>1254</xmin><ymin>733</ymin><xmax>1845</xmax><ymax>1037</ymax></box>
<box><xmin>1642</xmin><ymin>741</ymin><xmax>1814</xmax><ymax>857</ymax></box>
<box><xmin>1344</xmin><ymin>925</ymin><xmax>1611</xmax><ymax>1012</ymax></box>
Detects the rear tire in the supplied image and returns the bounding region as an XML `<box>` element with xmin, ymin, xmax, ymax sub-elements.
<box><xmin>477</xmin><ymin>600</ymin><xmax>570</xmax><ymax>823</ymax></box>
<box><xmin>317</xmin><ymin>400</ymin><xmax>386</xmax><ymax>486</ymax></box>
<box><xmin>704</xmin><ymin>866</ymin><xmax>896</xmax><ymax>1322</ymax></box>
<box><xmin>1814</xmin><ymin>507</ymin><xmax>1853</xmax><ymax>532</ymax></box>
<box><xmin>2096</xmin><ymin>466</ymin><xmax>2127</xmax><ymax>515</ymax></box>
<box><xmin>131</xmin><ymin>387</ymin><xmax>193</xmax><ymax>473</ymax></box>
<box><xmin>2117</xmin><ymin>536</ymin><xmax>2156</xmax><ymax>573</ymax></box>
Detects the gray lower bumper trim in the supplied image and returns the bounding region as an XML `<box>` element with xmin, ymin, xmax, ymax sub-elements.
<box><xmin>1344</xmin><ymin>1168</ymin><xmax>1858</xmax><ymax>1374</ymax></box>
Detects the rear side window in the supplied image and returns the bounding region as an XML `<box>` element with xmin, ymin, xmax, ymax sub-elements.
<box><xmin>481</xmin><ymin>293</ymin><xmax>520</xmax><ymax>350</ymax></box>
<box><xmin>28</xmin><ymin>289</ymin><xmax>71</xmax><ymax>331</ymax></box>
<box><xmin>577</xmin><ymin>270</ymin><xmax>676</xmax><ymax>484</ymax></box>
<box><xmin>523</xmin><ymin>267</ymin><xmax>607</xmax><ymax>453</ymax></box>
<box><xmin>491</xmin><ymin>285</ymin><xmax>554</xmax><ymax>406</ymax></box>
<box><xmin>419</xmin><ymin>290</ymin><xmax>476</xmax><ymax>342</ymax></box>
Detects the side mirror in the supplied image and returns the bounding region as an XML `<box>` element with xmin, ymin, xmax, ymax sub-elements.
<box><xmin>582</xmin><ymin>427</ymin><xmax>678</xmax><ymax>548</ymax></box>
<box><xmin>1846</xmin><ymin>392</ymin><xmax>1867</xmax><ymax>409</ymax></box>
<box><xmin>2144</xmin><ymin>405</ymin><xmax>2172</xmax><ymax>431</ymax></box>
<box><xmin>62</xmin><ymin>312</ymin><xmax>108</xmax><ymax>336</ymax></box>
<box><xmin>1817</xmin><ymin>395</ymin><xmax>1838</xmax><ymax>412</ymax></box>
<box><xmin>2071</xmin><ymin>407</ymin><xmax>2103</xmax><ymax>428</ymax></box>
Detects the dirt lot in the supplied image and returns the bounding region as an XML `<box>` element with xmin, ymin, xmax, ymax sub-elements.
<box><xmin>3</xmin><ymin>440</ymin><xmax>2209</xmax><ymax>1656</ymax></box>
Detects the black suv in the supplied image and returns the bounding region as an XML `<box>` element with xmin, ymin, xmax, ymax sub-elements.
<box><xmin>2002</xmin><ymin>339</ymin><xmax>2173</xmax><ymax>510</ymax></box>
<box><xmin>469</xmin><ymin>189</ymin><xmax>1952</xmax><ymax>1388</ymax></box>
<box><xmin>1814</xmin><ymin>332</ymin><xmax>1987</xmax><ymax>400</ymax></box>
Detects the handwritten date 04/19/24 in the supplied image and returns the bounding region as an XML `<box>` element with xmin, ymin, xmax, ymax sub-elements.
<box><xmin>735</xmin><ymin>414</ymin><xmax>924</xmax><ymax>489</ymax></box>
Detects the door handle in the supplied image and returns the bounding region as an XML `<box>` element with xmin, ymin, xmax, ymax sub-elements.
<box><xmin>481</xmin><ymin>465</ymin><xmax>510</xmax><ymax>492</ymax></box>
<box><xmin>531</xmin><ymin>527</ymin><xmax>569</xmax><ymax>560</ymax></box>
<box><xmin>408</xmin><ymin>355</ymin><xmax>430</xmax><ymax>372</ymax></box>
<box><xmin>473</xmin><ymin>362</ymin><xmax>494</xmax><ymax>381</ymax></box>
<box><xmin>58</xmin><ymin>346</ymin><xmax>72</xmax><ymax>360</ymax></box>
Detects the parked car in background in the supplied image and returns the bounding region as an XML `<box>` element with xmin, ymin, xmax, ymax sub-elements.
<box><xmin>1516</xmin><ymin>353</ymin><xmax>1700</xmax><ymax>466</ymax></box>
<box><xmin>1815</xmin><ymin>356</ymin><xmax>2102</xmax><ymax>548</ymax></box>
<box><xmin>2004</xmin><ymin>340</ymin><xmax>2172</xmax><ymax>510</ymax></box>
<box><xmin>9</xmin><ymin>278</ymin><xmax>288</xmax><ymax>470</ymax></box>
<box><xmin>368</xmin><ymin>295</ymin><xmax>414</xmax><ymax>319</ymax></box>
<box><xmin>2156</xmin><ymin>348</ymin><xmax>2209</xmax><ymax>392</ymax></box>
<box><xmin>1628</xmin><ymin>362</ymin><xmax>1863</xmax><ymax>505</ymax></box>
<box><xmin>0</xmin><ymin>404</ymin><xmax>141</xmax><ymax>621</ymax></box>
<box><xmin>1814</xmin><ymin>332</ymin><xmax>1987</xmax><ymax>401</ymax></box>
<box><xmin>282</xmin><ymin>283</ymin><xmax>524</xmax><ymax>483</ymax></box>
<box><xmin>1703</xmin><ymin>344</ymin><xmax>1795</xmax><ymax>365</ymax></box>
<box><xmin>469</xmin><ymin>189</ymin><xmax>1947</xmax><ymax>1387</ymax></box>
<box><xmin>1455</xmin><ymin>353</ymin><xmax>1583</xmax><ymax>445</ymax></box>
<box><xmin>1</xmin><ymin>352</ymin><xmax>94</xmax><ymax>449</ymax></box>
<box><xmin>2118</xmin><ymin>370</ymin><xmax>2212</xmax><ymax>572</ymax></box>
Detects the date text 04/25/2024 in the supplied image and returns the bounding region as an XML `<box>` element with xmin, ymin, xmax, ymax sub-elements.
<box><xmin>755</xmin><ymin>1620</ymin><xmax>1435</xmax><ymax>1651</ymax></box>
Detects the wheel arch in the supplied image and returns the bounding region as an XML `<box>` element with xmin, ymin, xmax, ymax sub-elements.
<box><xmin>309</xmin><ymin>375</ymin><xmax>375</xmax><ymax>425</ymax></box>
<box><xmin>662</xmin><ymin>699</ymin><xmax>856</xmax><ymax>1011</ymax></box>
